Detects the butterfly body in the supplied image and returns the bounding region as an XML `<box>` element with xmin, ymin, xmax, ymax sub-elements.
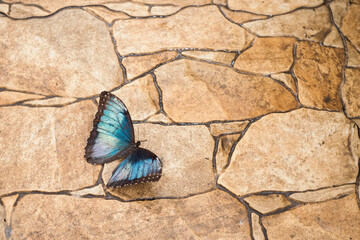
<box><xmin>84</xmin><ymin>91</ymin><xmax>162</xmax><ymax>187</ymax></box>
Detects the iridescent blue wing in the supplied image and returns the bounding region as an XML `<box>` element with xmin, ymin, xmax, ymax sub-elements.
<box><xmin>106</xmin><ymin>148</ymin><xmax>162</xmax><ymax>187</ymax></box>
<box><xmin>85</xmin><ymin>91</ymin><xmax>137</xmax><ymax>164</ymax></box>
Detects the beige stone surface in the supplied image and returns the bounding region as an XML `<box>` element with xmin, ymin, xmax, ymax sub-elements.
<box><xmin>263</xmin><ymin>194</ymin><xmax>360</xmax><ymax>239</ymax></box>
<box><xmin>243</xmin><ymin>6</ymin><xmax>331</xmax><ymax>42</ymax></box>
<box><xmin>182</xmin><ymin>50</ymin><xmax>236</xmax><ymax>65</ymax></box>
<box><xmin>71</xmin><ymin>185</ymin><xmax>105</xmax><ymax>197</ymax></box>
<box><xmin>84</xmin><ymin>6</ymin><xmax>129</xmax><ymax>24</ymax></box>
<box><xmin>146</xmin><ymin>113</ymin><xmax>172</xmax><ymax>123</ymax></box>
<box><xmin>330</xmin><ymin>0</ymin><xmax>350</xmax><ymax>26</ymax></box>
<box><xmin>213</xmin><ymin>0</ymin><xmax>226</xmax><ymax>5</ymax></box>
<box><xmin>0</xmin><ymin>101</ymin><xmax>101</xmax><ymax>195</ymax></box>
<box><xmin>104</xmin><ymin>2</ymin><xmax>149</xmax><ymax>17</ymax></box>
<box><xmin>103</xmin><ymin>124</ymin><xmax>215</xmax><ymax>199</ymax></box>
<box><xmin>294</xmin><ymin>41</ymin><xmax>344</xmax><ymax>111</ymax></box>
<box><xmin>341</xmin><ymin>4</ymin><xmax>360</xmax><ymax>50</ymax></box>
<box><xmin>12</xmin><ymin>190</ymin><xmax>250</xmax><ymax>239</ymax></box>
<box><xmin>9</xmin><ymin>3</ymin><xmax>50</xmax><ymax>18</ymax></box>
<box><xmin>0</xmin><ymin>91</ymin><xmax>45</xmax><ymax>105</ymax></box>
<box><xmin>1</xmin><ymin>194</ymin><xmax>18</xmax><ymax>225</ymax></box>
<box><xmin>216</xmin><ymin>134</ymin><xmax>240</xmax><ymax>174</ymax></box>
<box><xmin>251</xmin><ymin>213</ymin><xmax>265</xmax><ymax>240</ymax></box>
<box><xmin>23</xmin><ymin>97</ymin><xmax>77</xmax><ymax>107</ymax></box>
<box><xmin>134</xmin><ymin>0</ymin><xmax>212</xmax><ymax>5</ymax></box>
<box><xmin>150</xmin><ymin>5</ymin><xmax>181</xmax><ymax>15</ymax></box>
<box><xmin>341</xmin><ymin>68</ymin><xmax>360</xmax><ymax>118</ymax></box>
<box><xmin>234</xmin><ymin>37</ymin><xmax>295</xmax><ymax>74</ymax></box>
<box><xmin>218</xmin><ymin>109</ymin><xmax>358</xmax><ymax>196</ymax></box>
<box><xmin>228</xmin><ymin>0</ymin><xmax>323</xmax><ymax>15</ymax></box>
<box><xmin>113</xmin><ymin>6</ymin><xmax>255</xmax><ymax>55</ymax></box>
<box><xmin>122</xmin><ymin>51</ymin><xmax>177</xmax><ymax>80</ymax></box>
<box><xmin>347</xmin><ymin>41</ymin><xmax>360</xmax><ymax>67</ymax></box>
<box><xmin>244</xmin><ymin>194</ymin><xmax>292</xmax><ymax>214</ymax></box>
<box><xmin>289</xmin><ymin>184</ymin><xmax>355</xmax><ymax>203</ymax></box>
<box><xmin>323</xmin><ymin>26</ymin><xmax>343</xmax><ymax>48</ymax></box>
<box><xmin>270</xmin><ymin>73</ymin><xmax>297</xmax><ymax>93</ymax></box>
<box><xmin>0</xmin><ymin>203</ymin><xmax>5</xmax><ymax>239</ymax></box>
<box><xmin>0</xmin><ymin>3</ymin><xmax>9</xmax><ymax>14</ymax></box>
<box><xmin>155</xmin><ymin>59</ymin><xmax>298</xmax><ymax>122</ymax></box>
<box><xmin>220</xmin><ymin>7</ymin><xmax>267</xmax><ymax>24</ymax></box>
<box><xmin>209</xmin><ymin>121</ymin><xmax>249</xmax><ymax>137</ymax></box>
<box><xmin>0</xmin><ymin>9</ymin><xmax>122</xmax><ymax>98</ymax></box>
<box><xmin>112</xmin><ymin>75</ymin><xmax>160</xmax><ymax>120</ymax></box>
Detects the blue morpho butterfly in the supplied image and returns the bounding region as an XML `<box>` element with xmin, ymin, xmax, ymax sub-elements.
<box><xmin>84</xmin><ymin>91</ymin><xmax>162</xmax><ymax>187</ymax></box>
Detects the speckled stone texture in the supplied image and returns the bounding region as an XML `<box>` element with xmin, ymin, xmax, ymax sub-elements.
<box><xmin>0</xmin><ymin>1</ymin><xmax>359</xmax><ymax>239</ymax></box>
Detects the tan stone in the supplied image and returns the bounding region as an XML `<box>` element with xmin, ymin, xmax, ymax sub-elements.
<box><xmin>216</xmin><ymin>134</ymin><xmax>240</xmax><ymax>174</ymax></box>
<box><xmin>213</xmin><ymin>0</ymin><xmax>226</xmax><ymax>5</ymax></box>
<box><xmin>289</xmin><ymin>184</ymin><xmax>355</xmax><ymax>203</ymax></box>
<box><xmin>103</xmin><ymin>124</ymin><xmax>215</xmax><ymax>199</ymax></box>
<box><xmin>146</xmin><ymin>113</ymin><xmax>172</xmax><ymax>123</ymax></box>
<box><xmin>112</xmin><ymin>75</ymin><xmax>160</xmax><ymax>121</ymax></box>
<box><xmin>0</xmin><ymin>101</ymin><xmax>101</xmax><ymax>195</ymax></box>
<box><xmin>234</xmin><ymin>37</ymin><xmax>295</xmax><ymax>74</ymax></box>
<box><xmin>263</xmin><ymin>194</ymin><xmax>360</xmax><ymax>239</ymax></box>
<box><xmin>270</xmin><ymin>73</ymin><xmax>297</xmax><ymax>93</ymax></box>
<box><xmin>71</xmin><ymin>185</ymin><xmax>105</xmax><ymax>197</ymax></box>
<box><xmin>12</xmin><ymin>190</ymin><xmax>250</xmax><ymax>239</ymax></box>
<box><xmin>341</xmin><ymin>4</ymin><xmax>360</xmax><ymax>50</ymax></box>
<box><xmin>182</xmin><ymin>51</ymin><xmax>235</xmax><ymax>65</ymax></box>
<box><xmin>0</xmin><ymin>9</ymin><xmax>123</xmax><ymax>98</ymax></box>
<box><xmin>243</xmin><ymin>6</ymin><xmax>331</xmax><ymax>42</ymax></box>
<box><xmin>341</xmin><ymin>68</ymin><xmax>360</xmax><ymax>118</ymax></box>
<box><xmin>150</xmin><ymin>5</ymin><xmax>181</xmax><ymax>15</ymax></box>
<box><xmin>23</xmin><ymin>97</ymin><xmax>77</xmax><ymax>106</ymax></box>
<box><xmin>0</xmin><ymin>91</ymin><xmax>45</xmax><ymax>105</ymax></box>
<box><xmin>1</xmin><ymin>194</ymin><xmax>18</xmax><ymax>225</ymax></box>
<box><xmin>228</xmin><ymin>0</ymin><xmax>322</xmax><ymax>15</ymax></box>
<box><xmin>84</xmin><ymin>6</ymin><xmax>129</xmax><ymax>24</ymax></box>
<box><xmin>9</xmin><ymin>3</ymin><xmax>49</xmax><ymax>18</ymax></box>
<box><xmin>133</xmin><ymin>0</ymin><xmax>211</xmax><ymax>5</ymax></box>
<box><xmin>218</xmin><ymin>109</ymin><xmax>358</xmax><ymax>196</ymax></box>
<box><xmin>251</xmin><ymin>213</ymin><xmax>265</xmax><ymax>240</ymax></box>
<box><xmin>347</xmin><ymin>41</ymin><xmax>360</xmax><ymax>67</ymax></box>
<box><xmin>0</xmin><ymin>3</ymin><xmax>9</xmax><ymax>14</ymax></box>
<box><xmin>122</xmin><ymin>51</ymin><xmax>177</xmax><ymax>80</ymax></box>
<box><xmin>210</xmin><ymin>121</ymin><xmax>249</xmax><ymax>137</ymax></box>
<box><xmin>294</xmin><ymin>41</ymin><xmax>344</xmax><ymax>111</ymax></box>
<box><xmin>0</xmin><ymin>203</ymin><xmax>5</xmax><ymax>239</ymax></box>
<box><xmin>244</xmin><ymin>194</ymin><xmax>292</xmax><ymax>214</ymax></box>
<box><xmin>220</xmin><ymin>7</ymin><xmax>267</xmax><ymax>24</ymax></box>
<box><xmin>104</xmin><ymin>2</ymin><xmax>149</xmax><ymax>17</ymax></box>
<box><xmin>330</xmin><ymin>0</ymin><xmax>350</xmax><ymax>26</ymax></box>
<box><xmin>113</xmin><ymin>6</ymin><xmax>255</xmax><ymax>55</ymax></box>
<box><xmin>323</xmin><ymin>26</ymin><xmax>344</xmax><ymax>48</ymax></box>
<box><xmin>155</xmin><ymin>59</ymin><xmax>298</xmax><ymax>122</ymax></box>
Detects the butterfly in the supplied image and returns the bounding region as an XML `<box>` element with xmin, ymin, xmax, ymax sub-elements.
<box><xmin>84</xmin><ymin>91</ymin><xmax>162</xmax><ymax>187</ymax></box>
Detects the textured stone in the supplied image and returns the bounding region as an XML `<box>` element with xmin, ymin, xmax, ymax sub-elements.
<box><xmin>347</xmin><ymin>41</ymin><xmax>360</xmax><ymax>67</ymax></box>
<box><xmin>251</xmin><ymin>213</ymin><xmax>265</xmax><ymax>240</ymax></box>
<box><xmin>0</xmin><ymin>101</ymin><xmax>101</xmax><ymax>195</ymax></box>
<box><xmin>289</xmin><ymin>184</ymin><xmax>355</xmax><ymax>203</ymax></box>
<box><xmin>113</xmin><ymin>75</ymin><xmax>160</xmax><ymax>121</ymax></box>
<box><xmin>103</xmin><ymin>124</ymin><xmax>214</xmax><ymax>199</ymax></box>
<box><xmin>243</xmin><ymin>6</ymin><xmax>331</xmax><ymax>42</ymax></box>
<box><xmin>210</xmin><ymin>121</ymin><xmax>249</xmax><ymax>137</ymax></box>
<box><xmin>182</xmin><ymin>51</ymin><xmax>236</xmax><ymax>65</ymax></box>
<box><xmin>294</xmin><ymin>41</ymin><xmax>345</xmax><ymax>111</ymax></box>
<box><xmin>146</xmin><ymin>113</ymin><xmax>172</xmax><ymax>123</ymax></box>
<box><xmin>244</xmin><ymin>194</ymin><xmax>292</xmax><ymax>214</ymax></box>
<box><xmin>216</xmin><ymin>134</ymin><xmax>240</xmax><ymax>174</ymax></box>
<box><xmin>12</xmin><ymin>190</ymin><xmax>250</xmax><ymax>239</ymax></box>
<box><xmin>342</xmin><ymin>68</ymin><xmax>360</xmax><ymax>118</ymax></box>
<box><xmin>263</xmin><ymin>194</ymin><xmax>360</xmax><ymax>239</ymax></box>
<box><xmin>0</xmin><ymin>3</ymin><xmax>9</xmax><ymax>14</ymax></box>
<box><xmin>71</xmin><ymin>185</ymin><xmax>105</xmax><ymax>197</ymax></box>
<box><xmin>228</xmin><ymin>0</ymin><xmax>323</xmax><ymax>15</ymax></box>
<box><xmin>220</xmin><ymin>7</ymin><xmax>267</xmax><ymax>23</ymax></box>
<box><xmin>341</xmin><ymin>4</ymin><xmax>360</xmax><ymax>50</ymax></box>
<box><xmin>213</xmin><ymin>0</ymin><xmax>226</xmax><ymax>5</ymax></box>
<box><xmin>104</xmin><ymin>2</ymin><xmax>149</xmax><ymax>17</ymax></box>
<box><xmin>0</xmin><ymin>9</ymin><xmax>122</xmax><ymax>98</ymax></box>
<box><xmin>330</xmin><ymin>0</ymin><xmax>350</xmax><ymax>26</ymax></box>
<box><xmin>0</xmin><ymin>91</ymin><xmax>44</xmax><ymax>105</ymax></box>
<box><xmin>150</xmin><ymin>5</ymin><xmax>181</xmax><ymax>15</ymax></box>
<box><xmin>0</xmin><ymin>203</ymin><xmax>5</xmax><ymax>239</ymax></box>
<box><xmin>9</xmin><ymin>3</ymin><xmax>49</xmax><ymax>18</ymax></box>
<box><xmin>155</xmin><ymin>59</ymin><xmax>298</xmax><ymax>122</ymax></box>
<box><xmin>23</xmin><ymin>97</ymin><xmax>77</xmax><ymax>106</ymax></box>
<box><xmin>218</xmin><ymin>109</ymin><xmax>358</xmax><ymax>196</ymax></box>
<box><xmin>1</xmin><ymin>194</ymin><xmax>18</xmax><ymax>226</ymax></box>
<box><xmin>84</xmin><ymin>6</ymin><xmax>129</xmax><ymax>24</ymax></box>
<box><xmin>323</xmin><ymin>26</ymin><xmax>343</xmax><ymax>48</ymax></box>
<box><xmin>270</xmin><ymin>73</ymin><xmax>297</xmax><ymax>93</ymax></box>
<box><xmin>134</xmin><ymin>0</ymin><xmax>211</xmax><ymax>5</ymax></box>
<box><xmin>234</xmin><ymin>37</ymin><xmax>295</xmax><ymax>74</ymax></box>
<box><xmin>122</xmin><ymin>51</ymin><xmax>177</xmax><ymax>80</ymax></box>
<box><xmin>113</xmin><ymin>6</ymin><xmax>255</xmax><ymax>55</ymax></box>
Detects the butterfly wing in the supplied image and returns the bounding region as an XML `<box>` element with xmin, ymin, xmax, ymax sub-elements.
<box><xmin>85</xmin><ymin>91</ymin><xmax>137</xmax><ymax>164</ymax></box>
<box><xmin>106</xmin><ymin>148</ymin><xmax>162</xmax><ymax>187</ymax></box>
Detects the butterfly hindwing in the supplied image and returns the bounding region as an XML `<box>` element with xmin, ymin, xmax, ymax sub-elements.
<box><xmin>106</xmin><ymin>148</ymin><xmax>162</xmax><ymax>187</ymax></box>
<box><xmin>85</xmin><ymin>91</ymin><xmax>137</xmax><ymax>164</ymax></box>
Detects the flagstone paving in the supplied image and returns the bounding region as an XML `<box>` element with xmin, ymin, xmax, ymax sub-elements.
<box><xmin>0</xmin><ymin>0</ymin><xmax>359</xmax><ymax>239</ymax></box>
